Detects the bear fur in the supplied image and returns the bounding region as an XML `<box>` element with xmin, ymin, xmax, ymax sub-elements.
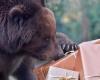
<box><xmin>0</xmin><ymin>0</ymin><xmax>78</xmax><ymax>80</ymax></box>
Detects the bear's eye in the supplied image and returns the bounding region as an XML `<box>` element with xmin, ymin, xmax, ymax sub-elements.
<box><xmin>46</xmin><ymin>38</ymin><xmax>49</xmax><ymax>41</ymax></box>
<box><xmin>45</xmin><ymin>38</ymin><xmax>50</xmax><ymax>42</ymax></box>
<box><xmin>44</xmin><ymin>37</ymin><xmax>50</xmax><ymax>42</ymax></box>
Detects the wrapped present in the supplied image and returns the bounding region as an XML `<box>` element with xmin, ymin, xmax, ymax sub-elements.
<box><xmin>52</xmin><ymin>51</ymin><xmax>84</xmax><ymax>80</ymax></box>
<box><xmin>34</xmin><ymin>51</ymin><xmax>84</xmax><ymax>80</ymax></box>
<box><xmin>34</xmin><ymin>39</ymin><xmax>100</xmax><ymax>80</ymax></box>
<box><xmin>46</xmin><ymin>66</ymin><xmax>79</xmax><ymax>80</ymax></box>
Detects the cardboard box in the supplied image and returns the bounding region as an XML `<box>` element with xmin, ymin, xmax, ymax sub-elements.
<box><xmin>34</xmin><ymin>51</ymin><xmax>84</xmax><ymax>80</ymax></box>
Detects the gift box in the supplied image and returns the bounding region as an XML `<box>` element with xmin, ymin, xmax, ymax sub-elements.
<box><xmin>34</xmin><ymin>39</ymin><xmax>100</xmax><ymax>80</ymax></box>
<box><xmin>34</xmin><ymin>51</ymin><xmax>84</xmax><ymax>80</ymax></box>
<box><xmin>46</xmin><ymin>66</ymin><xmax>79</xmax><ymax>80</ymax></box>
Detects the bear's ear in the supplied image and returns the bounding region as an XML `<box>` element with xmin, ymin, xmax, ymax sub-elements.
<box><xmin>9</xmin><ymin>5</ymin><xmax>29</xmax><ymax>26</ymax></box>
<box><xmin>9</xmin><ymin>3</ymin><xmax>41</xmax><ymax>26</ymax></box>
<box><xmin>41</xmin><ymin>0</ymin><xmax>46</xmax><ymax>6</ymax></box>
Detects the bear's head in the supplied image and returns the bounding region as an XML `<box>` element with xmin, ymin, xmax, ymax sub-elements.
<box><xmin>1</xmin><ymin>0</ymin><xmax>64</xmax><ymax>60</ymax></box>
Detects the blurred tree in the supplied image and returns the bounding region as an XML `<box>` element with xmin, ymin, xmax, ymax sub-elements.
<box><xmin>46</xmin><ymin>0</ymin><xmax>100</xmax><ymax>42</ymax></box>
<box><xmin>47</xmin><ymin>0</ymin><xmax>82</xmax><ymax>43</ymax></box>
<box><xmin>82</xmin><ymin>0</ymin><xmax>100</xmax><ymax>40</ymax></box>
<box><xmin>80</xmin><ymin>0</ymin><xmax>90</xmax><ymax>41</ymax></box>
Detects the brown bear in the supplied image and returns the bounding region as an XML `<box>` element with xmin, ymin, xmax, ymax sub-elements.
<box><xmin>0</xmin><ymin>0</ymin><xmax>65</xmax><ymax>80</ymax></box>
<box><xmin>0</xmin><ymin>0</ymin><xmax>78</xmax><ymax>80</ymax></box>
